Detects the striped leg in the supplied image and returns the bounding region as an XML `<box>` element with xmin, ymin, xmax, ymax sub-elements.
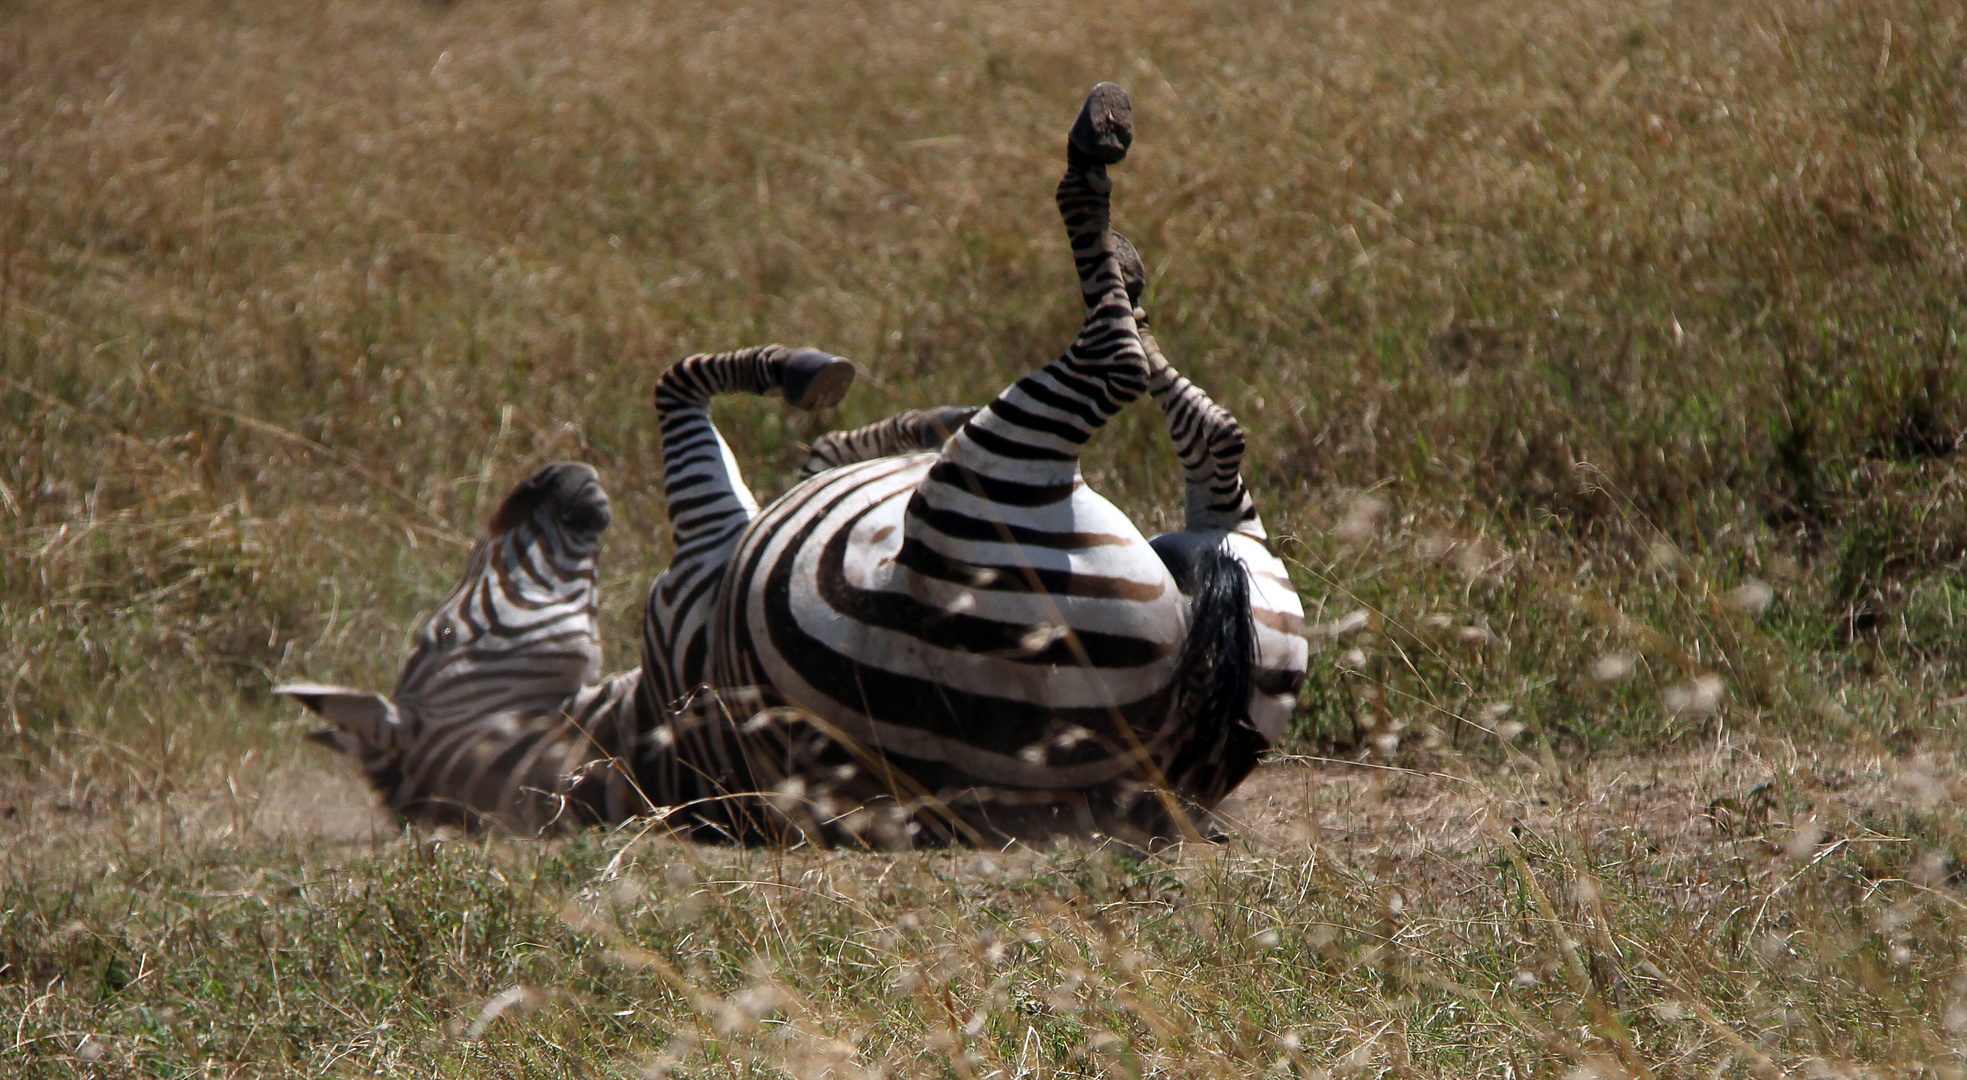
<box><xmin>642</xmin><ymin>345</ymin><xmax>855</xmax><ymax>710</ymax></box>
<box><xmin>798</xmin><ymin>406</ymin><xmax>980</xmax><ymax>478</ymax></box>
<box><xmin>931</xmin><ymin>83</ymin><xmax>1147</xmax><ymax>493</ymax></box>
<box><xmin>1133</xmin><ymin>309</ymin><xmax>1311</xmax><ymax>752</ymax></box>
<box><xmin>1140</xmin><ymin>317</ymin><xmax>1260</xmax><ymax>537</ymax></box>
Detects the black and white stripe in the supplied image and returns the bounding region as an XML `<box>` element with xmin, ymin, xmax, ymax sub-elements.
<box><xmin>638</xmin><ymin>344</ymin><xmax>855</xmax><ymax>715</ymax></box>
<box><xmin>285</xmin><ymin>84</ymin><xmax>1298</xmax><ymax>844</ymax></box>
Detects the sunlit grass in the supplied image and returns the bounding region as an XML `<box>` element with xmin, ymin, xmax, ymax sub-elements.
<box><xmin>3</xmin><ymin>0</ymin><xmax>1964</xmax><ymax>1073</ymax></box>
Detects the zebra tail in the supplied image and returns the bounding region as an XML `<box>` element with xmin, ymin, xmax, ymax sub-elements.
<box><xmin>1160</xmin><ymin>544</ymin><xmax>1265</xmax><ymax>814</ymax></box>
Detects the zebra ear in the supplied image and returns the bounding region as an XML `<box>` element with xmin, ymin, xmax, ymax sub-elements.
<box><xmin>275</xmin><ymin>683</ymin><xmax>406</xmax><ymax>752</ymax></box>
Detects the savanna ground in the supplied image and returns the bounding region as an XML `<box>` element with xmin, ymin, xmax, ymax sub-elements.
<box><xmin>3</xmin><ymin>0</ymin><xmax>1966</xmax><ymax>1075</ymax></box>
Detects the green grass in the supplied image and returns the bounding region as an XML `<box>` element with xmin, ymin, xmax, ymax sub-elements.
<box><xmin>4</xmin><ymin>0</ymin><xmax>1966</xmax><ymax>1073</ymax></box>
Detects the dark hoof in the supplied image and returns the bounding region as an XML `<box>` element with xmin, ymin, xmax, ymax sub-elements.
<box><xmin>925</xmin><ymin>406</ymin><xmax>980</xmax><ymax>439</ymax></box>
<box><xmin>1069</xmin><ymin>82</ymin><xmax>1133</xmax><ymax>165</ymax></box>
<box><xmin>782</xmin><ymin>348</ymin><xmax>856</xmax><ymax>411</ymax></box>
<box><xmin>1111</xmin><ymin>231</ymin><xmax>1146</xmax><ymax>305</ymax></box>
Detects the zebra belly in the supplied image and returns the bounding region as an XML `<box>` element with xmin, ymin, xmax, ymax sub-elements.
<box><xmin>713</xmin><ymin>454</ymin><xmax>1187</xmax><ymax>789</ymax></box>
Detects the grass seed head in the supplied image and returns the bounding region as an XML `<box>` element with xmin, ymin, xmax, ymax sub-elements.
<box><xmin>1728</xmin><ymin>579</ymin><xmax>1776</xmax><ymax>615</ymax></box>
<box><xmin>1590</xmin><ymin>653</ymin><xmax>1637</xmax><ymax>682</ymax></box>
<box><xmin>1664</xmin><ymin>674</ymin><xmax>1726</xmax><ymax>716</ymax></box>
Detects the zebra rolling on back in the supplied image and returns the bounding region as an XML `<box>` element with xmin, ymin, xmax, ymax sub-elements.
<box><xmin>285</xmin><ymin>84</ymin><xmax>1302</xmax><ymax>843</ymax></box>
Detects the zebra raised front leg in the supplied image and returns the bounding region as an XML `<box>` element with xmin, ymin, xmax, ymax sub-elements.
<box><xmin>642</xmin><ymin>345</ymin><xmax>856</xmax><ymax>712</ymax></box>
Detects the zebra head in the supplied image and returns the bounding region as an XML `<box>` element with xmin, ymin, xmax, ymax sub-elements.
<box><xmin>279</xmin><ymin>461</ymin><xmax>615</xmax><ymax>812</ymax></box>
<box><xmin>393</xmin><ymin>461</ymin><xmax>611</xmax><ymax>720</ymax></box>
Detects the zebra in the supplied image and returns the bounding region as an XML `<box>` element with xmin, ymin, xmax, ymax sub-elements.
<box><xmin>287</xmin><ymin>84</ymin><xmax>1297</xmax><ymax>843</ymax></box>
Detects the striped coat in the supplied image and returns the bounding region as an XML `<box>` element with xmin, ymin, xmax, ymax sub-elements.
<box><xmin>277</xmin><ymin>462</ymin><xmax>618</xmax><ymax>832</ymax></box>
<box><xmin>285</xmin><ymin>84</ymin><xmax>1306</xmax><ymax>844</ymax></box>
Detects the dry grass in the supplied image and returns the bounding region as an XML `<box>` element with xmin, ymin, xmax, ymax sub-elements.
<box><xmin>4</xmin><ymin>0</ymin><xmax>1966</xmax><ymax>1074</ymax></box>
<box><xmin>5</xmin><ymin>750</ymin><xmax>1964</xmax><ymax>1077</ymax></box>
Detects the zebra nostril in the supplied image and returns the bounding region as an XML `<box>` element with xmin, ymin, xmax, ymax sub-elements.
<box><xmin>558</xmin><ymin>489</ymin><xmax>612</xmax><ymax>533</ymax></box>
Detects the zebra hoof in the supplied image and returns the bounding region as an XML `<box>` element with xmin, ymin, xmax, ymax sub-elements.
<box><xmin>1111</xmin><ymin>231</ymin><xmax>1146</xmax><ymax>305</ymax></box>
<box><xmin>925</xmin><ymin>405</ymin><xmax>980</xmax><ymax>439</ymax></box>
<box><xmin>782</xmin><ymin>348</ymin><xmax>856</xmax><ymax>411</ymax></box>
<box><xmin>1069</xmin><ymin>82</ymin><xmax>1132</xmax><ymax>165</ymax></box>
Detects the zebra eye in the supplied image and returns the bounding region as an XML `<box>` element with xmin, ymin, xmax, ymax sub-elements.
<box><xmin>440</xmin><ymin>625</ymin><xmax>455</xmax><ymax>640</ymax></box>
